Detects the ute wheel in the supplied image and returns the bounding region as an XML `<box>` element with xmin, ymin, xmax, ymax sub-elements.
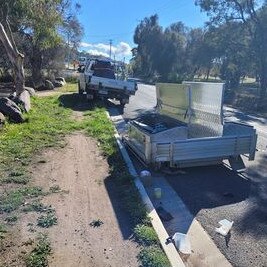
<box><xmin>119</xmin><ymin>100</ymin><xmax>126</xmax><ymax>107</ymax></box>
<box><xmin>78</xmin><ymin>82</ymin><xmax>83</xmax><ymax>95</ymax></box>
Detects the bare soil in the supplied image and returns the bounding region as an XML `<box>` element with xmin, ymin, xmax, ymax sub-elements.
<box><xmin>1</xmin><ymin>133</ymin><xmax>140</xmax><ymax>267</ymax></box>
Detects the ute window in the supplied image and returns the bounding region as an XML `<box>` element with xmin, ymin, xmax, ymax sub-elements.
<box><xmin>92</xmin><ymin>60</ymin><xmax>115</xmax><ymax>79</ymax></box>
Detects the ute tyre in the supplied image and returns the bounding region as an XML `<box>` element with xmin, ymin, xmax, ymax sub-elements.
<box><xmin>78</xmin><ymin>82</ymin><xmax>83</xmax><ymax>95</ymax></box>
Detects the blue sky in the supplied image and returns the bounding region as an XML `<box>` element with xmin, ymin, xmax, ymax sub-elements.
<box><xmin>77</xmin><ymin>0</ymin><xmax>207</xmax><ymax>61</ymax></box>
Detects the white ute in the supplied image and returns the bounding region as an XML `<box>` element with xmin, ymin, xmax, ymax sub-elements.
<box><xmin>78</xmin><ymin>59</ymin><xmax>137</xmax><ymax>107</ymax></box>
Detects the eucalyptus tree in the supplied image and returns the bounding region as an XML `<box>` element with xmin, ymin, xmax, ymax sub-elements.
<box><xmin>0</xmin><ymin>0</ymin><xmax>26</xmax><ymax>95</ymax></box>
<box><xmin>195</xmin><ymin>0</ymin><xmax>267</xmax><ymax>103</ymax></box>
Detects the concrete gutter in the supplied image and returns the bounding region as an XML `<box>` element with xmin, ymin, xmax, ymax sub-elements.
<box><xmin>115</xmin><ymin>133</ymin><xmax>185</xmax><ymax>267</ymax></box>
<box><xmin>107</xmin><ymin>110</ymin><xmax>185</xmax><ymax>267</ymax></box>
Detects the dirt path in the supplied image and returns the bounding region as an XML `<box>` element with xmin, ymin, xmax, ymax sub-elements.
<box><xmin>30</xmin><ymin>133</ymin><xmax>140</xmax><ymax>267</ymax></box>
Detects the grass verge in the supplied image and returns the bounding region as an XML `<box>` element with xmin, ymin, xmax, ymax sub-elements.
<box><xmin>82</xmin><ymin>103</ymin><xmax>171</xmax><ymax>267</ymax></box>
<box><xmin>0</xmin><ymin>89</ymin><xmax>170</xmax><ymax>267</ymax></box>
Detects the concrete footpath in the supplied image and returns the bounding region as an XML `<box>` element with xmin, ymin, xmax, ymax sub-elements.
<box><xmin>109</xmin><ymin>108</ymin><xmax>232</xmax><ymax>267</ymax></box>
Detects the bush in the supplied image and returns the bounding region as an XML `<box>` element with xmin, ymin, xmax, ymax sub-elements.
<box><xmin>134</xmin><ymin>224</ymin><xmax>159</xmax><ymax>246</ymax></box>
<box><xmin>138</xmin><ymin>246</ymin><xmax>171</xmax><ymax>267</ymax></box>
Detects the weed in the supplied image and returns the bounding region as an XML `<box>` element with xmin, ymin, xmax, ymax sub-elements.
<box><xmin>2</xmin><ymin>175</ymin><xmax>29</xmax><ymax>185</ymax></box>
<box><xmin>89</xmin><ymin>219</ymin><xmax>103</xmax><ymax>228</ymax></box>
<box><xmin>0</xmin><ymin>187</ymin><xmax>44</xmax><ymax>213</ymax></box>
<box><xmin>49</xmin><ymin>185</ymin><xmax>61</xmax><ymax>193</ymax></box>
<box><xmin>22</xmin><ymin>201</ymin><xmax>54</xmax><ymax>213</ymax></box>
<box><xmin>0</xmin><ymin>224</ymin><xmax>7</xmax><ymax>239</ymax></box>
<box><xmin>37</xmin><ymin>213</ymin><xmax>57</xmax><ymax>228</ymax></box>
<box><xmin>138</xmin><ymin>246</ymin><xmax>171</xmax><ymax>267</ymax></box>
<box><xmin>5</xmin><ymin>215</ymin><xmax>18</xmax><ymax>224</ymax></box>
<box><xmin>134</xmin><ymin>224</ymin><xmax>159</xmax><ymax>246</ymax></box>
<box><xmin>25</xmin><ymin>234</ymin><xmax>51</xmax><ymax>267</ymax></box>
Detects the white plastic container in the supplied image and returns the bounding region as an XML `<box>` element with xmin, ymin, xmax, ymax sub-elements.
<box><xmin>172</xmin><ymin>232</ymin><xmax>191</xmax><ymax>254</ymax></box>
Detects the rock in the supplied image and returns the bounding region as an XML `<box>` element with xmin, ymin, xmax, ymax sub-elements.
<box><xmin>54</xmin><ymin>80</ymin><xmax>64</xmax><ymax>87</ymax></box>
<box><xmin>0</xmin><ymin>97</ymin><xmax>23</xmax><ymax>123</ymax></box>
<box><xmin>55</xmin><ymin>77</ymin><xmax>66</xmax><ymax>85</ymax></box>
<box><xmin>36</xmin><ymin>84</ymin><xmax>47</xmax><ymax>91</ymax></box>
<box><xmin>44</xmin><ymin>80</ymin><xmax>55</xmax><ymax>90</ymax></box>
<box><xmin>18</xmin><ymin>90</ymin><xmax>31</xmax><ymax>112</ymax></box>
<box><xmin>0</xmin><ymin>112</ymin><xmax>5</xmax><ymax>126</ymax></box>
<box><xmin>24</xmin><ymin>87</ymin><xmax>35</xmax><ymax>96</ymax></box>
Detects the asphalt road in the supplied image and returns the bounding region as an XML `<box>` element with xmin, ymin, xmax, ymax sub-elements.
<box><xmin>123</xmin><ymin>83</ymin><xmax>267</xmax><ymax>267</ymax></box>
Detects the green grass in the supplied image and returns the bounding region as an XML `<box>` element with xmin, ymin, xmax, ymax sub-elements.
<box><xmin>0</xmin><ymin>224</ymin><xmax>7</xmax><ymax>239</ymax></box>
<box><xmin>138</xmin><ymin>246</ymin><xmax>171</xmax><ymax>267</ymax></box>
<box><xmin>58</xmin><ymin>82</ymin><xmax>78</xmax><ymax>93</ymax></box>
<box><xmin>0</xmin><ymin>187</ymin><xmax>44</xmax><ymax>213</ymax></box>
<box><xmin>134</xmin><ymin>224</ymin><xmax>159</xmax><ymax>246</ymax></box>
<box><xmin>25</xmin><ymin>234</ymin><xmax>51</xmax><ymax>267</ymax></box>
<box><xmin>1</xmin><ymin>171</ymin><xmax>29</xmax><ymax>185</ymax></box>
<box><xmin>0</xmin><ymin>96</ymin><xmax>78</xmax><ymax>175</ymax></box>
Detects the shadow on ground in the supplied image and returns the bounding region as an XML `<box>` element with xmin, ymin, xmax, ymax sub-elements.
<box><xmin>58</xmin><ymin>93</ymin><xmax>95</xmax><ymax>111</ymax></box>
<box><xmin>165</xmin><ymin>164</ymin><xmax>250</xmax><ymax>215</ymax></box>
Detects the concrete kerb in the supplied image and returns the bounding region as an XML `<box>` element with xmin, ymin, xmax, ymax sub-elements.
<box><xmin>106</xmin><ymin>111</ymin><xmax>185</xmax><ymax>267</ymax></box>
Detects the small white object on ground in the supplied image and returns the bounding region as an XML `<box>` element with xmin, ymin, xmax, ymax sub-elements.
<box><xmin>140</xmin><ymin>170</ymin><xmax>151</xmax><ymax>177</ymax></box>
<box><xmin>172</xmin><ymin>232</ymin><xmax>191</xmax><ymax>254</ymax></box>
<box><xmin>215</xmin><ymin>219</ymin><xmax>234</xmax><ymax>236</ymax></box>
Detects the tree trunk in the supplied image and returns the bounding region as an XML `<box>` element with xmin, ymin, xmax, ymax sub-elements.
<box><xmin>31</xmin><ymin>46</ymin><xmax>43</xmax><ymax>87</ymax></box>
<box><xmin>0</xmin><ymin>22</ymin><xmax>25</xmax><ymax>96</ymax></box>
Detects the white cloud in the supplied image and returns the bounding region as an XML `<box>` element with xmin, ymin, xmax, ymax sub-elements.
<box><xmin>80</xmin><ymin>42</ymin><xmax>93</xmax><ymax>48</ymax></box>
<box><xmin>116</xmin><ymin>42</ymin><xmax>132</xmax><ymax>56</ymax></box>
<box><xmin>87</xmin><ymin>49</ymin><xmax>109</xmax><ymax>58</ymax></box>
<box><xmin>80</xmin><ymin>41</ymin><xmax>132</xmax><ymax>59</ymax></box>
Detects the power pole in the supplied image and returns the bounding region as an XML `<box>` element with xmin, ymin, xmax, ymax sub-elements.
<box><xmin>109</xmin><ymin>39</ymin><xmax>112</xmax><ymax>59</ymax></box>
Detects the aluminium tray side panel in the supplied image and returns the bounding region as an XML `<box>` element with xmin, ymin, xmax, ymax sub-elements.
<box><xmin>156</xmin><ymin>83</ymin><xmax>190</xmax><ymax>123</ymax></box>
<box><xmin>183</xmin><ymin>82</ymin><xmax>224</xmax><ymax>138</ymax></box>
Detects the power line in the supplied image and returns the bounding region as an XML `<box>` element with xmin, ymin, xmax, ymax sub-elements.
<box><xmin>109</xmin><ymin>39</ymin><xmax>112</xmax><ymax>58</ymax></box>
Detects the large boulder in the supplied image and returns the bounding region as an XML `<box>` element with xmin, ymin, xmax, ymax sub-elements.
<box><xmin>0</xmin><ymin>112</ymin><xmax>5</xmax><ymax>126</ymax></box>
<box><xmin>44</xmin><ymin>80</ymin><xmax>55</xmax><ymax>90</ymax></box>
<box><xmin>53</xmin><ymin>80</ymin><xmax>64</xmax><ymax>87</ymax></box>
<box><xmin>0</xmin><ymin>97</ymin><xmax>23</xmax><ymax>123</ymax></box>
<box><xmin>18</xmin><ymin>90</ymin><xmax>31</xmax><ymax>112</ymax></box>
<box><xmin>24</xmin><ymin>87</ymin><xmax>35</xmax><ymax>96</ymax></box>
<box><xmin>55</xmin><ymin>77</ymin><xmax>66</xmax><ymax>85</ymax></box>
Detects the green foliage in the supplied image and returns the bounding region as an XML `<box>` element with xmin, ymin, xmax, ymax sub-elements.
<box><xmin>138</xmin><ymin>246</ymin><xmax>171</xmax><ymax>267</ymax></box>
<box><xmin>22</xmin><ymin>201</ymin><xmax>54</xmax><ymax>213</ymax></box>
<box><xmin>0</xmin><ymin>187</ymin><xmax>44</xmax><ymax>213</ymax></box>
<box><xmin>0</xmin><ymin>224</ymin><xmax>7</xmax><ymax>239</ymax></box>
<box><xmin>83</xmin><ymin>108</ymin><xmax>116</xmax><ymax>156</ymax></box>
<box><xmin>25</xmin><ymin>234</ymin><xmax>51</xmax><ymax>267</ymax></box>
<box><xmin>5</xmin><ymin>215</ymin><xmax>18</xmax><ymax>222</ymax></box>
<box><xmin>49</xmin><ymin>185</ymin><xmax>61</xmax><ymax>193</ymax></box>
<box><xmin>134</xmin><ymin>224</ymin><xmax>159</xmax><ymax>246</ymax></box>
<box><xmin>37</xmin><ymin>212</ymin><xmax>57</xmax><ymax>228</ymax></box>
<box><xmin>2</xmin><ymin>171</ymin><xmax>29</xmax><ymax>185</ymax></box>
